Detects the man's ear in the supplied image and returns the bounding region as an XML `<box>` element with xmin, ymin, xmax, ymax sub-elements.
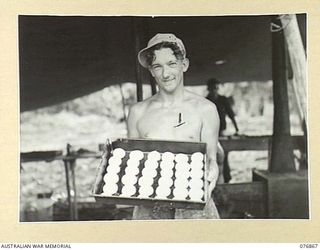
<box><xmin>148</xmin><ymin>66</ymin><xmax>155</xmax><ymax>77</ymax></box>
<box><xmin>182</xmin><ymin>58</ymin><xmax>190</xmax><ymax>72</ymax></box>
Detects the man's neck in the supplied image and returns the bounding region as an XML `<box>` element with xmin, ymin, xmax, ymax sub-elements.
<box><xmin>157</xmin><ymin>85</ymin><xmax>185</xmax><ymax>106</ymax></box>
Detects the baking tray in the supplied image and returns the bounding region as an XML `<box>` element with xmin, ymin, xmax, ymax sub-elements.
<box><xmin>92</xmin><ymin>138</ymin><xmax>207</xmax><ymax>210</ymax></box>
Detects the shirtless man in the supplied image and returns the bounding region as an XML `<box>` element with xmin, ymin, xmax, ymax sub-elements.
<box><xmin>127</xmin><ymin>33</ymin><xmax>220</xmax><ymax>219</ymax></box>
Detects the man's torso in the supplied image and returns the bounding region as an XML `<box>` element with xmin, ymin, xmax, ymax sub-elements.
<box><xmin>130</xmin><ymin>90</ymin><xmax>220</xmax><ymax>220</ymax></box>
<box><xmin>136</xmin><ymin>92</ymin><xmax>204</xmax><ymax>141</ymax></box>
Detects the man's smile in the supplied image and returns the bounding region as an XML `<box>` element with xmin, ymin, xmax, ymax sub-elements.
<box><xmin>162</xmin><ymin>78</ymin><xmax>175</xmax><ymax>83</ymax></box>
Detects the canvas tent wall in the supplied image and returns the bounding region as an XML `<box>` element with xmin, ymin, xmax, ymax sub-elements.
<box><xmin>18</xmin><ymin>14</ymin><xmax>306</xmax><ymax>111</ymax></box>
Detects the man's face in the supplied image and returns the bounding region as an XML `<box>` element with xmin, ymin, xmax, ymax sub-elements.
<box><xmin>149</xmin><ymin>48</ymin><xmax>189</xmax><ymax>93</ymax></box>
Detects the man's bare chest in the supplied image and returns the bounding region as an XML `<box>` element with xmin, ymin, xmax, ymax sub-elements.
<box><xmin>137</xmin><ymin>105</ymin><xmax>202</xmax><ymax>141</ymax></box>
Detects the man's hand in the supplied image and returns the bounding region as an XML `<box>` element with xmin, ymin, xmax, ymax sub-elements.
<box><xmin>93</xmin><ymin>141</ymin><xmax>111</xmax><ymax>193</ymax></box>
<box><xmin>206</xmin><ymin>164</ymin><xmax>218</xmax><ymax>203</ymax></box>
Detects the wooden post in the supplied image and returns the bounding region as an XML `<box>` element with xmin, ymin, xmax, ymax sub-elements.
<box><xmin>281</xmin><ymin>14</ymin><xmax>307</xmax><ymax>125</ymax></box>
<box><xmin>132</xmin><ymin>18</ymin><xmax>149</xmax><ymax>102</ymax></box>
<box><xmin>119</xmin><ymin>83</ymin><xmax>127</xmax><ymax>121</ymax></box>
<box><xmin>269</xmin><ymin>15</ymin><xmax>295</xmax><ymax>173</ymax></box>
<box><xmin>70</xmin><ymin>159</ymin><xmax>78</xmax><ymax>220</ymax></box>
<box><xmin>282</xmin><ymin>14</ymin><xmax>308</xmax><ymax>169</ymax></box>
<box><xmin>150</xmin><ymin>77</ymin><xmax>157</xmax><ymax>96</ymax></box>
<box><xmin>63</xmin><ymin>159</ymin><xmax>74</xmax><ymax>220</ymax></box>
<box><xmin>64</xmin><ymin>143</ymin><xmax>78</xmax><ymax>220</ymax></box>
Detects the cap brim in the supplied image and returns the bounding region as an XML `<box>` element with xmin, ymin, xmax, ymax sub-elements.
<box><xmin>137</xmin><ymin>47</ymin><xmax>150</xmax><ymax>68</ymax></box>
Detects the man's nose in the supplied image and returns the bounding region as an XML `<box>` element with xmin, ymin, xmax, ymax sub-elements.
<box><xmin>162</xmin><ymin>66</ymin><xmax>170</xmax><ymax>78</ymax></box>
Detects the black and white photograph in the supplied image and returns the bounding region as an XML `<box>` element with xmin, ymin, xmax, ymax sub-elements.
<box><xmin>19</xmin><ymin>14</ymin><xmax>308</xmax><ymax>222</ymax></box>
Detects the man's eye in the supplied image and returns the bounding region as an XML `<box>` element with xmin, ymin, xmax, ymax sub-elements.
<box><xmin>152</xmin><ymin>65</ymin><xmax>161</xmax><ymax>70</ymax></box>
<box><xmin>169</xmin><ymin>62</ymin><xmax>177</xmax><ymax>67</ymax></box>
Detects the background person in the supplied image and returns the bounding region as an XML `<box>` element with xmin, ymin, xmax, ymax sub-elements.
<box><xmin>206</xmin><ymin>78</ymin><xmax>240</xmax><ymax>183</ymax></box>
<box><xmin>206</xmin><ymin>78</ymin><xmax>239</xmax><ymax>136</ymax></box>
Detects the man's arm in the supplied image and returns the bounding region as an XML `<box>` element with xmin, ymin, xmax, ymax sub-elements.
<box><xmin>200</xmin><ymin>101</ymin><xmax>220</xmax><ymax>200</ymax></box>
<box><xmin>126</xmin><ymin>104</ymin><xmax>141</xmax><ymax>138</ymax></box>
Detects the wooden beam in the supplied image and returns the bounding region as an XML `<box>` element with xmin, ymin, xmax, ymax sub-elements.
<box><xmin>270</xmin><ymin>15</ymin><xmax>295</xmax><ymax>173</ymax></box>
<box><xmin>219</xmin><ymin>136</ymin><xmax>269</xmax><ymax>151</ymax></box>
<box><xmin>219</xmin><ymin>135</ymin><xmax>305</xmax><ymax>152</ymax></box>
<box><xmin>283</xmin><ymin>15</ymin><xmax>308</xmax><ymax>170</ymax></box>
<box><xmin>282</xmin><ymin>14</ymin><xmax>307</xmax><ymax>126</ymax></box>
<box><xmin>20</xmin><ymin>150</ymin><xmax>63</xmax><ymax>162</ymax></box>
<box><xmin>21</xmin><ymin>151</ymin><xmax>101</xmax><ymax>163</ymax></box>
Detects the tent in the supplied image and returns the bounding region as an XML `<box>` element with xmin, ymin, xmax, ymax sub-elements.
<box><xmin>19</xmin><ymin>14</ymin><xmax>306</xmax><ymax>111</ymax></box>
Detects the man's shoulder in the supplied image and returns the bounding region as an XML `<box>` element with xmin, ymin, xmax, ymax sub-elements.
<box><xmin>186</xmin><ymin>90</ymin><xmax>217</xmax><ymax>110</ymax></box>
<box><xmin>129</xmin><ymin>95</ymin><xmax>155</xmax><ymax>114</ymax></box>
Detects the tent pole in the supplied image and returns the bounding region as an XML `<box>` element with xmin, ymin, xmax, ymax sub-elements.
<box><xmin>281</xmin><ymin>14</ymin><xmax>307</xmax><ymax>126</ymax></box>
<box><xmin>282</xmin><ymin>14</ymin><xmax>308</xmax><ymax>169</ymax></box>
<box><xmin>269</xmin><ymin>15</ymin><xmax>295</xmax><ymax>173</ymax></box>
<box><xmin>132</xmin><ymin>18</ymin><xmax>147</xmax><ymax>102</ymax></box>
<box><xmin>150</xmin><ymin>77</ymin><xmax>157</xmax><ymax>95</ymax></box>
